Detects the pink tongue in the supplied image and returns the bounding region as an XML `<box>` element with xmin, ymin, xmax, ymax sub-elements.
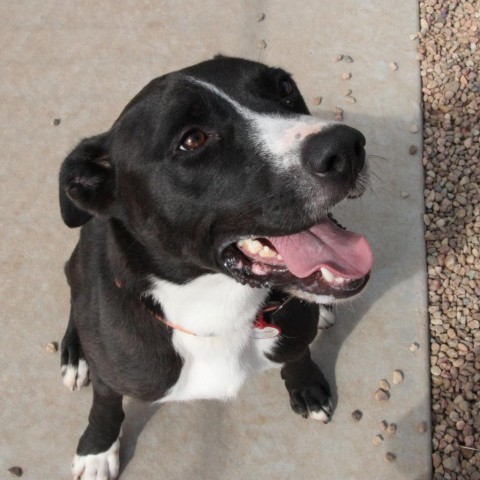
<box><xmin>268</xmin><ymin>218</ymin><xmax>373</xmax><ymax>279</ymax></box>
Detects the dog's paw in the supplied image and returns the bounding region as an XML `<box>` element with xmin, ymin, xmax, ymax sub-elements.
<box><xmin>61</xmin><ymin>359</ymin><xmax>90</xmax><ymax>391</ymax></box>
<box><xmin>72</xmin><ymin>438</ymin><xmax>120</xmax><ymax>480</ymax></box>
<box><xmin>318</xmin><ymin>305</ymin><xmax>336</xmax><ymax>329</ymax></box>
<box><xmin>288</xmin><ymin>385</ymin><xmax>333</xmax><ymax>423</ymax></box>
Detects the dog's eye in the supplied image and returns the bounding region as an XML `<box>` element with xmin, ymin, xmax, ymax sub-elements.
<box><xmin>179</xmin><ymin>129</ymin><xmax>208</xmax><ymax>151</ymax></box>
<box><xmin>278</xmin><ymin>78</ymin><xmax>294</xmax><ymax>97</ymax></box>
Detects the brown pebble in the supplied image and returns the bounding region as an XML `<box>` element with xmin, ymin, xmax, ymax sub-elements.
<box><xmin>343</xmin><ymin>89</ymin><xmax>352</xmax><ymax>96</ymax></box>
<box><xmin>372</xmin><ymin>434</ymin><xmax>383</xmax><ymax>446</ymax></box>
<box><xmin>257</xmin><ymin>13</ymin><xmax>265</xmax><ymax>22</ymax></box>
<box><xmin>385</xmin><ymin>452</ymin><xmax>396</xmax><ymax>463</ymax></box>
<box><xmin>379</xmin><ymin>420</ymin><xmax>388</xmax><ymax>431</ymax></box>
<box><xmin>400</xmin><ymin>191</ymin><xmax>409</xmax><ymax>199</ymax></box>
<box><xmin>389</xmin><ymin>62</ymin><xmax>399</xmax><ymax>71</ymax></box>
<box><xmin>333</xmin><ymin>107</ymin><xmax>343</xmax><ymax>121</ymax></box>
<box><xmin>417</xmin><ymin>421</ymin><xmax>427</xmax><ymax>433</ymax></box>
<box><xmin>342</xmin><ymin>72</ymin><xmax>352</xmax><ymax>80</ymax></box>
<box><xmin>312</xmin><ymin>96</ymin><xmax>322</xmax><ymax>106</ymax></box>
<box><xmin>52</xmin><ymin>118</ymin><xmax>61</xmax><ymax>126</ymax></box>
<box><xmin>409</xmin><ymin>342</ymin><xmax>420</xmax><ymax>352</ymax></box>
<box><xmin>379</xmin><ymin>379</ymin><xmax>390</xmax><ymax>391</ymax></box>
<box><xmin>386</xmin><ymin>423</ymin><xmax>397</xmax><ymax>435</ymax></box>
<box><xmin>344</xmin><ymin>96</ymin><xmax>356</xmax><ymax>104</ymax></box>
<box><xmin>351</xmin><ymin>409</ymin><xmax>363</xmax><ymax>421</ymax></box>
<box><xmin>409</xmin><ymin>124</ymin><xmax>419</xmax><ymax>133</ymax></box>
<box><xmin>392</xmin><ymin>370</ymin><xmax>404</xmax><ymax>385</ymax></box>
<box><xmin>258</xmin><ymin>40</ymin><xmax>267</xmax><ymax>49</ymax></box>
<box><xmin>374</xmin><ymin>388</ymin><xmax>390</xmax><ymax>402</ymax></box>
<box><xmin>409</xmin><ymin>145</ymin><xmax>418</xmax><ymax>155</ymax></box>
<box><xmin>8</xmin><ymin>466</ymin><xmax>23</xmax><ymax>477</ymax></box>
<box><xmin>344</xmin><ymin>55</ymin><xmax>353</xmax><ymax>63</ymax></box>
<box><xmin>334</xmin><ymin>54</ymin><xmax>344</xmax><ymax>62</ymax></box>
<box><xmin>46</xmin><ymin>341</ymin><xmax>58</xmax><ymax>353</ymax></box>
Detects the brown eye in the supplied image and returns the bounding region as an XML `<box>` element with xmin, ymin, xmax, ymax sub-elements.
<box><xmin>179</xmin><ymin>129</ymin><xmax>207</xmax><ymax>151</ymax></box>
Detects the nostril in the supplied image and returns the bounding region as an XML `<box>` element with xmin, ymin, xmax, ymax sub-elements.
<box><xmin>354</xmin><ymin>139</ymin><xmax>364</xmax><ymax>157</ymax></box>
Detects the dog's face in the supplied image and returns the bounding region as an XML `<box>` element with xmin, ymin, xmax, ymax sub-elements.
<box><xmin>60</xmin><ymin>56</ymin><xmax>372</xmax><ymax>302</ymax></box>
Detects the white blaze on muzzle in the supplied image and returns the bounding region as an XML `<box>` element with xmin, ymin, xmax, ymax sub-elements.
<box><xmin>186</xmin><ymin>76</ymin><xmax>334</xmax><ymax>170</ymax></box>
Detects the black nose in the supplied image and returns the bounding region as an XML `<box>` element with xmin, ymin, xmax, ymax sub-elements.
<box><xmin>303</xmin><ymin>125</ymin><xmax>366</xmax><ymax>177</ymax></box>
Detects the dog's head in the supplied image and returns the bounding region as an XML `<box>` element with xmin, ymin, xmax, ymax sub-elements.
<box><xmin>59</xmin><ymin>56</ymin><xmax>373</xmax><ymax>302</ymax></box>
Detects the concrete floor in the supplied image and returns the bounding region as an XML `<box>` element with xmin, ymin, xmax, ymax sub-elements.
<box><xmin>0</xmin><ymin>1</ymin><xmax>431</xmax><ymax>479</ymax></box>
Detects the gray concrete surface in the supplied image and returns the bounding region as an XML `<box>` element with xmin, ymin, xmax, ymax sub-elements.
<box><xmin>0</xmin><ymin>1</ymin><xmax>431</xmax><ymax>478</ymax></box>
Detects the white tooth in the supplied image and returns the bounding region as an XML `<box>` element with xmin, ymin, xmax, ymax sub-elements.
<box><xmin>237</xmin><ymin>240</ymin><xmax>245</xmax><ymax>247</ymax></box>
<box><xmin>334</xmin><ymin>277</ymin><xmax>346</xmax><ymax>285</ymax></box>
<box><xmin>259</xmin><ymin>246</ymin><xmax>276</xmax><ymax>258</ymax></box>
<box><xmin>246</xmin><ymin>239</ymin><xmax>263</xmax><ymax>254</ymax></box>
<box><xmin>320</xmin><ymin>267</ymin><xmax>335</xmax><ymax>283</ymax></box>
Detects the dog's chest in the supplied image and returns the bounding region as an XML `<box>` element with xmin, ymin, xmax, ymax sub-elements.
<box><xmin>149</xmin><ymin>274</ymin><xmax>280</xmax><ymax>403</ymax></box>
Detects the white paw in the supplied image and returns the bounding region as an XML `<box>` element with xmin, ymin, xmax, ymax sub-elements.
<box><xmin>62</xmin><ymin>359</ymin><xmax>90</xmax><ymax>391</ymax></box>
<box><xmin>318</xmin><ymin>305</ymin><xmax>336</xmax><ymax>329</ymax></box>
<box><xmin>72</xmin><ymin>438</ymin><xmax>120</xmax><ymax>480</ymax></box>
<box><xmin>308</xmin><ymin>397</ymin><xmax>333</xmax><ymax>423</ymax></box>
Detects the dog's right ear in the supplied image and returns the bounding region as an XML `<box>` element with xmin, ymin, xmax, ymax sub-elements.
<box><xmin>59</xmin><ymin>132</ymin><xmax>115</xmax><ymax>228</ymax></box>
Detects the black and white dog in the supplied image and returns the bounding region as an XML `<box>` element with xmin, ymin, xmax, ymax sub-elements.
<box><xmin>59</xmin><ymin>56</ymin><xmax>373</xmax><ymax>479</ymax></box>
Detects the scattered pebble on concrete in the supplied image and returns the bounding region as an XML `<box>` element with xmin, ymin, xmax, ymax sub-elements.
<box><xmin>409</xmin><ymin>124</ymin><xmax>419</xmax><ymax>133</ymax></box>
<box><xmin>344</xmin><ymin>96</ymin><xmax>356</xmax><ymax>104</ymax></box>
<box><xmin>389</xmin><ymin>62</ymin><xmax>399</xmax><ymax>71</ymax></box>
<box><xmin>333</xmin><ymin>107</ymin><xmax>343</xmax><ymax>121</ymax></box>
<box><xmin>409</xmin><ymin>341</ymin><xmax>420</xmax><ymax>352</ymax></box>
<box><xmin>7</xmin><ymin>466</ymin><xmax>23</xmax><ymax>477</ymax></box>
<box><xmin>409</xmin><ymin>145</ymin><xmax>418</xmax><ymax>155</ymax></box>
<box><xmin>312</xmin><ymin>96</ymin><xmax>322</xmax><ymax>106</ymax></box>
<box><xmin>334</xmin><ymin>54</ymin><xmax>344</xmax><ymax>62</ymax></box>
<box><xmin>372</xmin><ymin>434</ymin><xmax>383</xmax><ymax>446</ymax></box>
<box><xmin>374</xmin><ymin>388</ymin><xmax>390</xmax><ymax>402</ymax></box>
<box><xmin>384</xmin><ymin>452</ymin><xmax>396</xmax><ymax>463</ymax></box>
<box><xmin>419</xmin><ymin>1</ymin><xmax>480</xmax><ymax>478</ymax></box>
<box><xmin>379</xmin><ymin>379</ymin><xmax>390</xmax><ymax>391</ymax></box>
<box><xmin>52</xmin><ymin>118</ymin><xmax>61</xmax><ymax>126</ymax></box>
<box><xmin>379</xmin><ymin>420</ymin><xmax>388</xmax><ymax>431</ymax></box>
<box><xmin>257</xmin><ymin>40</ymin><xmax>267</xmax><ymax>49</ymax></box>
<box><xmin>341</xmin><ymin>72</ymin><xmax>352</xmax><ymax>80</ymax></box>
<box><xmin>386</xmin><ymin>423</ymin><xmax>397</xmax><ymax>435</ymax></box>
<box><xmin>417</xmin><ymin>421</ymin><xmax>428</xmax><ymax>434</ymax></box>
<box><xmin>344</xmin><ymin>55</ymin><xmax>353</xmax><ymax>63</ymax></box>
<box><xmin>46</xmin><ymin>341</ymin><xmax>58</xmax><ymax>353</ymax></box>
<box><xmin>257</xmin><ymin>13</ymin><xmax>265</xmax><ymax>22</ymax></box>
<box><xmin>351</xmin><ymin>409</ymin><xmax>363</xmax><ymax>421</ymax></box>
<box><xmin>343</xmin><ymin>89</ymin><xmax>352</xmax><ymax>96</ymax></box>
<box><xmin>392</xmin><ymin>370</ymin><xmax>404</xmax><ymax>385</ymax></box>
<box><xmin>400</xmin><ymin>191</ymin><xmax>410</xmax><ymax>199</ymax></box>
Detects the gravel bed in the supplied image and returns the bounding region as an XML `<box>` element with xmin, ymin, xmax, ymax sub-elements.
<box><xmin>418</xmin><ymin>1</ymin><xmax>480</xmax><ymax>478</ymax></box>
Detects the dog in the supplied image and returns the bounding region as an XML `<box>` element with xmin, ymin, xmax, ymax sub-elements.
<box><xmin>58</xmin><ymin>56</ymin><xmax>373</xmax><ymax>479</ymax></box>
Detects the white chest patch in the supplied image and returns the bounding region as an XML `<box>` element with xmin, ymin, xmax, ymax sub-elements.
<box><xmin>148</xmin><ymin>274</ymin><xmax>281</xmax><ymax>402</ymax></box>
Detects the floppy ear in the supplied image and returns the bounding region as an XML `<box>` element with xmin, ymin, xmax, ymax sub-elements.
<box><xmin>59</xmin><ymin>132</ymin><xmax>115</xmax><ymax>228</ymax></box>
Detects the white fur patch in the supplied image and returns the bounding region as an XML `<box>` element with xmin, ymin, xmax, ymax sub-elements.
<box><xmin>72</xmin><ymin>436</ymin><xmax>120</xmax><ymax>480</ymax></box>
<box><xmin>318</xmin><ymin>305</ymin><xmax>336</xmax><ymax>329</ymax></box>
<box><xmin>187</xmin><ymin>77</ymin><xmax>333</xmax><ymax>171</ymax></box>
<box><xmin>309</xmin><ymin>409</ymin><xmax>331</xmax><ymax>423</ymax></box>
<box><xmin>62</xmin><ymin>359</ymin><xmax>90</xmax><ymax>391</ymax></box>
<box><xmin>148</xmin><ymin>274</ymin><xmax>281</xmax><ymax>402</ymax></box>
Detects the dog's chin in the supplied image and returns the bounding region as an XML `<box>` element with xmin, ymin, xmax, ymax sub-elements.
<box><xmin>219</xmin><ymin>215</ymin><xmax>372</xmax><ymax>303</ymax></box>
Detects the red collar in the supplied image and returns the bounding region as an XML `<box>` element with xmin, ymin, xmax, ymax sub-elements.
<box><xmin>114</xmin><ymin>278</ymin><xmax>282</xmax><ymax>338</ymax></box>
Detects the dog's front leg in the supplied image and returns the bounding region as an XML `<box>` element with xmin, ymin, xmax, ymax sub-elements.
<box><xmin>72</xmin><ymin>379</ymin><xmax>124</xmax><ymax>480</ymax></box>
<box><xmin>280</xmin><ymin>349</ymin><xmax>333</xmax><ymax>423</ymax></box>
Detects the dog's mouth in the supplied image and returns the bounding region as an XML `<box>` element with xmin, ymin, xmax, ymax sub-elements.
<box><xmin>221</xmin><ymin>215</ymin><xmax>373</xmax><ymax>299</ymax></box>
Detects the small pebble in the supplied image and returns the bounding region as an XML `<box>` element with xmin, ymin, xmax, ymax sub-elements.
<box><xmin>417</xmin><ymin>421</ymin><xmax>427</xmax><ymax>433</ymax></box>
<box><xmin>343</xmin><ymin>89</ymin><xmax>352</xmax><ymax>96</ymax></box>
<box><xmin>341</xmin><ymin>72</ymin><xmax>352</xmax><ymax>80</ymax></box>
<box><xmin>409</xmin><ymin>124</ymin><xmax>419</xmax><ymax>133</ymax></box>
<box><xmin>52</xmin><ymin>118</ymin><xmax>61</xmax><ymax>126</ymax></box>
<box><xmin>257</xmin><ymin>13</ymin><xmax>265</xmax><ymax>22</ymax></box>
<box><xmin>400</xmin><ymin>191</ymin><xmax>410</xmax><ymax>199</ymax></box>
<box><xmin>344</xmin><ymin>55</ymin><xmax>353</xmax><ymax>63</ymax></box>
<box><xmin>46</xmin><ymin>341</ymin><xmax>58</xmax><ymax>353</ymax></box>
<box><xmin>409</xmin><ymin>342</ymin><xmax>420</xmax><ymax>352</ymax></box>
<box><xmin>392</xmin><ymin>370</ymin><xmax>404</xmax><ymax>385</ymax></box>
<box><xmin>372</xmin><ymin>434</ymin><xmax>383</xmax><ymax>446</ymax></box>
<box><xmin>386</xmin><ymin>423</ymin><xmax>397</xmax><ymax>435</ymax></box>
<box><xmin>351</xmin><ymin>409</ymin><xmax>363</xmax><ymax>421</ymax></box>
<box><xmin>7</xmin><ymin>467</ymin><xmax>23</xmax><ymax>477</ymax></box>
<box><xmin>379</xmin><ymin>420</ymin><xmax>388</xmax><ymax>431</ymax></box>
<box><xmin>333</xmin><ymin>107</ymin><xmax>343</xmax><ymax>121</ymax></box>
<box><xmin>409</xmin><ymin>145</ymin><xmax>418</xmax><ymax>155</ymax></box>
<box><xmin>379</xmin><ymin>379</ymin><xmax>390</xmax><ymax>391</ymax></box>
<box><xmin>389</xmin><ymin>62</ymin><xmax>399</xmax><ymax>71</ymax></box>
<box><xmin>384</xmin><ymin>452</ymin><xmax>396</xmax><ymax>463</ymax></box>
<box><xmin>334</xmin><ymin>54</ymin><xmax>344</xmax><ymax>62</ymax></box>
<box><xmin>344</xmin><ymin>96</ymin><xmax>356</xmax><ymax>104</ymax></box>
<box><xmin>312</xmin><ymin>96</ymin><xmax>322</xmax><ymax>106</ymax></box>
<box><xmin>258</xmin><ymin>40</ymin><xmax>267</xmax><ymax>49</ymax></box>
<box><xmin>374</xmin><ymin>388</ymin><xmax>390</xmax><ymax>402</ymax></box>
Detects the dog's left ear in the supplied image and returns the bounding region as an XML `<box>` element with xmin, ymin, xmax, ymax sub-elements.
<box><xmin>59</xmin><ymin>132</ymin><xmax>115</xmax><ymax>228</ymax></box>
